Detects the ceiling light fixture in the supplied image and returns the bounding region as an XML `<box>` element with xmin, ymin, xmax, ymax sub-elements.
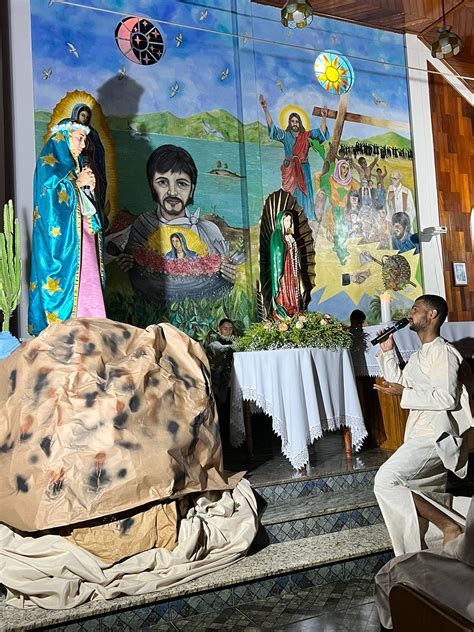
<box><xmin>430</xmin><ymin>0</ymin><xmax>462</xmax><ymax>59</ymax></box>
<box><xmin>281</xmin><ymin>1</ymin><xmax>313</xmax><ymax>29</ymax></box>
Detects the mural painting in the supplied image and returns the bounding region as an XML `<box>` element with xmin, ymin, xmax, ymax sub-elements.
<box><xmin>29</xmin><ymin>0</ymin><xmax>421</xmax><ymax>339</ymax></box>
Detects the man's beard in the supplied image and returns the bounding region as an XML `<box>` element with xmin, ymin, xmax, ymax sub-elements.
<box><xmin>161</xmin><ymin>196</ymin><xmax>185</xmax><ymax>215</ymax></box>
<box><xmin>409</xmin><ymin>319</ymin><xmax>426</xmax><ymax>332</ymax></box>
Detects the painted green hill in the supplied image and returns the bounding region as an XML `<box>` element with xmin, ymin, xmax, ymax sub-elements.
<box><xmin>35</xmin><ymin>110</ymin><xmax>410</xmax><ymax>149</ymax></box>
<box><xmin>35</xmin><ymin>108</ymin><xmax>278</xmax><ymax>144</ymax></box>
<box><xmin>35</xmin><ymin>111</ymin><xmax>52</xmax><ymax>124</ymax></box>
<box><xmin>106</xmin><ymin>110</ymin><xmax>277</xmax><ymax>144</ymax></box>
<box><xmin>341</xmin><ymin>131</ymin><xmax>412</xmax><ymax>150</ymax></box>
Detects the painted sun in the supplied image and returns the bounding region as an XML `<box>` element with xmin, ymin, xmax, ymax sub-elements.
<box><xmin>314</xmin><ymin>50</ymin><xmax>355</xmax><ymax>95</ymax></box>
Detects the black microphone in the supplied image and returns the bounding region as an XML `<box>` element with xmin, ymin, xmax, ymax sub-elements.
<box><xmin>370</xmin><ymin>318</ymin><xmax>409</xmax><ymax>346</ymax></box>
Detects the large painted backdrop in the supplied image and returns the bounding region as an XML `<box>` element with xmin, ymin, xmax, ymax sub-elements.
<box><xmin>30</xmin><ymin>0</ymin><xmax>422</xmax><ymax>338</ymax></box>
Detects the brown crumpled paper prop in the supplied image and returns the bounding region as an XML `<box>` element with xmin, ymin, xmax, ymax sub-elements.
<box><xmin>0</xmin><ymin>318</ymin><xmax>235</xmax><ymax>546</ymax></box>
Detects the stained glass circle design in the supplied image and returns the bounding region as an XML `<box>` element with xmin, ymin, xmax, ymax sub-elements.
<box><xmin>314</xmin><ymin>50</ymin><xmax>354</xmax><ymax>94</ymax></box>
<box><xmin>115</xmin><ymin>17</ymin><xmax>165</xmax><ymax>65</ymax></box>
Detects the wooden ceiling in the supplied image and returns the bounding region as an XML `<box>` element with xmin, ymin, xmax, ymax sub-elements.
<box><xmin>252</xmin><ymin>0</ymin><xmax>474</xmax><ymax>91</ymax></box>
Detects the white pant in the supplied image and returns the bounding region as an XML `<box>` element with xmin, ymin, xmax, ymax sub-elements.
<box><xmin>374</xmin><ymin>437</ymin><xmax>448</xmax><ymax>556</ymax></box>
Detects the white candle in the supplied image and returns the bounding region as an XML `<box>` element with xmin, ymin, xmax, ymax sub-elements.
<box><xmin>380</xmin><ymin>291</ymin><xmax>391</xmax><ymax>324</ymax></box>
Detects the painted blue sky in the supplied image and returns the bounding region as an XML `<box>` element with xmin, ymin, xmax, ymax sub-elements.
<box><xmin>31</xmin><ymin>0</ymin><xmax>411</xmax><ymax>140</ymax></box>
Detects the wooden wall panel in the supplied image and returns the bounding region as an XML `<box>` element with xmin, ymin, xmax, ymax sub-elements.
<box><xmin>428</xmin><ymin>64</ymin><xmax>474</xmax><ymax>321</ymax></box>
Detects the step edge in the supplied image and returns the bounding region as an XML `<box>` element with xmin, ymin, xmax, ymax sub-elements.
<box><xmin>0</xmin><ymin>526</ymin><xmax>392</xmax><ymax>631</ymax></box>
<box><xmin>261</xmin><ymin>500</ymin><xmax>379</xmax><ymax>525</ymax></box>
<box><xmin>249</xmin><ymin>468</ymin><xmax>378</xmax><ymax>490</ymax></box>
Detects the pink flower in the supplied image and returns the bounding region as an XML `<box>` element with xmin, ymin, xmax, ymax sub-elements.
<box><xmin>133</xmin><ymin>248</ymin><xmax>221</xmax><ymax>277</ymax></box>
<box><xmin>278</xmin><ymin>323</ymin><xmax>288</xmax><ymax>332</ymax></box>
<box><xmin>263</xmin><ymin>322</ymin><xmax>272</xmax><ymax>329</ymax></box>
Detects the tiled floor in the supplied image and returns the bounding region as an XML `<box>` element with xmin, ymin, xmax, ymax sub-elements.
<box><xmin>224</xmin><ymin>419</ymin><xmax>392</xmax><ymax>487</ymax></box>
<box><xmin>146</xmin><ymin>578</ymin><xmax>380</xmax><ymax>631</ymax></box>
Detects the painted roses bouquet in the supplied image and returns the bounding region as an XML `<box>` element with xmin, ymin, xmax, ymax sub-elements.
<box><xmin>133</xmin><ymin>247</ymin><xmax>221</xmax><ymax>277</ymax></box>
<box><xmin>233</xmin><ymin>312</ymin><xmax>352</xmax><ymax>352</ymax></box>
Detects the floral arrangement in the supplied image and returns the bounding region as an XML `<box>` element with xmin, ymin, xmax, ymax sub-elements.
<box><xmin>133</xmin><ymin>247</ymin><xmax>221</xmax><ymax>277</ymax></box>
<box><xmin>233</xmin><ymin>312</ymin><xmax>352</xmax><ymax>352</ymax></box>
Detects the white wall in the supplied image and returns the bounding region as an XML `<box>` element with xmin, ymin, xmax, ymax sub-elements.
<box><xmin>8</xmin><ymin>0</ymin><xmax>36</xmax><ymax>338</ymax></box>
<box><xmin>405</xmin><ymin>34</ymin><xmax>472</xmax><ymax>300</ymax></box>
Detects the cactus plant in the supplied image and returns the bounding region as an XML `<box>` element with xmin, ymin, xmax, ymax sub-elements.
<box><xmin>0</xmin><ymin>200</ymin><xmax>22</xmax><ymax>332</ymax></box>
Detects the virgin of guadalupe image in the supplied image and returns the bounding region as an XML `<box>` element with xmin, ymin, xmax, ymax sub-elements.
<box><xmin>271</xmin><ymin>211</ymin><xmax>301</xmax><ymax>318</ymax></box>
<box><xmin>165</xmin><ymin>232</ymin><xmax>198</xmax><ymax>259</ymax></box>
<box><xmin>258</xmin><ymin>190</ymin><xmax>315</xmax><ymax>320</ymax></box>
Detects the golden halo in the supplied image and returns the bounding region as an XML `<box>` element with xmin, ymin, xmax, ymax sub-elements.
<box><xmin>147</xmin><ymin>226</ymin><xmax>209</xmax><ymax>257</ymax></box>
<box><xmin>278</xmin><ymin>105</ymin><xmax>310</xmax><ymax>132</ymax></box>
<box><xmin>45</xmin><ymin>90</ymin><xmax>118</xmax><ymax>223</ymax></box>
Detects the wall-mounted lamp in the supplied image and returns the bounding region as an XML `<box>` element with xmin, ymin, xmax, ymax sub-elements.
<box><xmin>430</xmin><ymin>0</ymin><xmax>462</xmax><ymax>59</ymax></box>
<box><xmin>281</xmin><ymin>1</ymin><xmax>313</xmax><ymax>29</ymax></box>
<box><xmin>421</xmin><ymin>226</ymin><xmax>448</xmax><ymax>236</ymax></box>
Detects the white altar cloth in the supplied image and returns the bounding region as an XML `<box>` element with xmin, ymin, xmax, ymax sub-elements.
<box><xmin>351</xmin><ymin>321</ymin><xmax>474</xmax><ymax>377</ymax></box>
<box><xmin>230</xmin><ymin>347</ymin><xmax>367</xmax><ymax>470</ymax></box>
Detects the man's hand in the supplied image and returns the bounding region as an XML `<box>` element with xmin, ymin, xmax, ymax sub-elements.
<box><xmin>116</xmin><ymin>252</ymin><xmax>135</xmax><ymax>272</ymax></box>
<box><xmin>259</xmin><ymin>94</ymin><xmax>267</xmax><ymax>110</ymax></box>
<box><xmin>377</xmin><ymin>332</ymin><xmax>394</xmax><ymax>352</ymax></box>
<box><xmin>373</xmin><ymin>380</ymin><xmax>404</xmax><ymax>397</ymax></box>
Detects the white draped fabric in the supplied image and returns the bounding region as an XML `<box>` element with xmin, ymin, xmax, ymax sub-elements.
<box><xmin>230</xmin><ymin>348</ymin><xmax>367</xmax><ymax>470</ymax></box>
<box><xmin>0</xmin><ymin>480</ymin><xmax>257</xmax><ymax>610</ymax></box>
<box><xmin>351</xmin><ymin>321</ymin><xmax>474</xmax><ymax>377</ymax></box>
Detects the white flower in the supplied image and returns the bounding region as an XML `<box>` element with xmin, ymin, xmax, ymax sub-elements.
<box><xmin>295</xmin><ymin>321</ymin><xmax>304</xmax><ymax>329</ymax></box>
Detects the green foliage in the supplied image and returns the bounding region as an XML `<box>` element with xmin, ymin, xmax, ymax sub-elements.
<box><xmin>369</xmin><ymin>296</ymin><xmax>381</xmax><ymax>324</ymax></box>
<box><xmin>233</xmin><ymin>312</ymin><xmax>352</xmax><ymax>352</ymax></box>
<box><xmin>106</xmin><ymin>285</ymin><xmax>256</xmax><ymax>345</ymax></box>
<box><xmin>0</xmin><ymin>200</ymin><xmax>21</xmax><ymax>332</ymax></box>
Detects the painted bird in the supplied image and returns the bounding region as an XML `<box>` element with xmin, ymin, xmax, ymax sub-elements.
<box><xmin>220</xmin><ymin>68</ymin><xmax>229</xmax><ymax>81</ymax></box>
<box><xmin>202</xmin><ymin>120</ymin><xmax>224</xmax><ymax>140</ymax></box>
<box><xmin>42</xmin><ymin>67</ymin><xmax>52</xmax><ymax>80</ymax></box>
<box><xmin>170</xmin><ymin>81</ymin><xmax>180</xmax><ymax>97</ymax></box>
<box><xmin>175</xmin><ymin>33</ymin><xmax>183</xmax><ymax>47</ymax></box>
<box><xmin>276</xmin><ymin>79</ymin><xmax>283</xmax><ymax>92</ymax></box>
<box><xmin>199</xmin><ymin>9</ymin><xmax>208</xmax><ymax>20</ymax></box>
<box><xmin>118</xmin><ymin>65</ymin><xmax>126</xmax><ymax>80</ymax></box>
<box><xmin>48</xmin><ymin>0</ymin><xmax>55</xmax><ymax>6</ymax></box>
<box><xmin>66</xmin><ymin>42</ymin><xmax>79</xmax><ymax>58</ymax></box>
<box><xmin>371</xmin><ymin>91</ymin><xmax>388</xmax><ymax>107</ymax></box>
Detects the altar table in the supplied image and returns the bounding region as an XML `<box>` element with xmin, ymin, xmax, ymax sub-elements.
<box><xmin>229</xmin><ymin>347</ymin><xmax>367</xmax><ymax>470</ymax></box>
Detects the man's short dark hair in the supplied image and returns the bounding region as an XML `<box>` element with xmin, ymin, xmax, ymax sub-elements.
<box><xmin>219</xmin><ymin>318</ymin><xmax>233</xmax><ymax>328</ymax></box>
<box><xmin>416</xmin><ymin>295</ymin><xmax>448</xmax><ymax>326</ymax></box>
<box><xmin>146</xmin><ymin>144</ymin><xmax>198</xmax><ymax>204</ymax></box>
<box><xmin>391</xmin><ymin>211</ymin><xmax>411</xmax><ymax>233</ymax></box>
